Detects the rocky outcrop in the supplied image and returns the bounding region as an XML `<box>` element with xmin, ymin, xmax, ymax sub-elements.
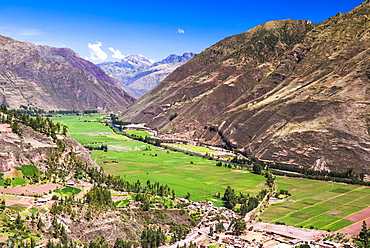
<box><xmin>0</xmin><ymin>35</ymin><xmax>135</xmax><ymax>112</ymax></box>
<box><xmin>120</xmin><ymin>2</ymin><xmax>370</xmax><ymax>173</ymax></box>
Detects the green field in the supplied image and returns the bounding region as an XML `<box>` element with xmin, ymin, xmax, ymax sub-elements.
<box><xmin>93</xmin><ymin>148</ymin><xmax>266</xmax><ymax>204</ymax></box>
<box><xmin>259</xmin><ymin>177</ymin><xmax>370</xmax><ymax>231</ymax></box>
<box><xmin>55</xmin><ymin>186</ymin><xmax>82</xmax><ymax>197</ymax></box>
<box><xmin>51</xmin><ymin>115</ymin><xmax>128</xmax><ymax>144</ymax></box>
<box><xmin>125</xmin><ymin>130</ymin><xmax>152</xmax><ymax>137</ymax></box>
<box><xmin>53</xmin><ymin>114</ymin><xmax>267</xmax><ymax>205</ymax></box>
<box><xmin>20</xmin><ymin>165</ymin><xmax>38</xmax><ymax>178</ymax></box>
<box><xmin>53</xmin><ymin>114</ymin><xmax>370</xmax><ymax>230</ymax></box>
<box><xmin>164</xmin><ymin>143</ymin><xmax>216</xmax><ymax>153</ymax></box>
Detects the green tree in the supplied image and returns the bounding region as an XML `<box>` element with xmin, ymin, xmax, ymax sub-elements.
<box><xmin>229</xmin><ymin>218</ymin><xmax>246</xmax><ymax>236</ymax></box>
<box><xmin>358</xmin><ymin>221</ymin><xmax>370</xmax><ymax>248</ymax></box>
<box><xmin>252</xmin><ymin>163</ymin><xmax>262</xmax><ymax>175</ymax></box>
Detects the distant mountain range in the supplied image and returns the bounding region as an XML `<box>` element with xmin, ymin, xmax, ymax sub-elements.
<box><xmin>98</xmin><ymin>53</ymin><xmax>195</xmax><ymax>98</ymax></box>
<box><xmin>0</xmin><ymin>35</ymin><xmax>135</xmax><ymax>112</ymax></box>
<box><xmin>120</xmin><ymin>2</ymin><xmax>370</xmax><ymax>173</ymax></box>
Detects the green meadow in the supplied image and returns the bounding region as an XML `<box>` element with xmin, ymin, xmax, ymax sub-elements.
<box><xmin>93</xmin><ymin>148</ymin><xmax>266</xmax><ymax>204</ymax></box>
<box><xmin>124</xmin><ymin>130</ymin><xmax>152</xmax><ymax>137</ymax></box>
<box><xmin>53</xmin><ymin>114</ymin><xmax>370</xmax><ymax>230</ymax></box>
<box><xmin>55</xmin><ymin>186</ymin><xmax>82</xmax><ymax>197</ymax></box>
<box><xmin>259</xmin><ymin>176</ymin><xmax>370</xmax><ymax>231</ymax></box>
<box><xmin>53</xmin><ymin>115</ymin><xmax>268</xmax><ymax>205</ymax></box>
<box><xmin>164</xmin><ymin>143</ymin><xmax>216</xmax><ymax>153</ymax></box>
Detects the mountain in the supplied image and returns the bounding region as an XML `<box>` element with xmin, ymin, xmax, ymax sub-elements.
<box><xmin>0</xmin><ymin>35</ymin><xmax>135</xmax><ymax>112</ymax></box>
<box><xmin>120</xmin><ymin>2</ymin><xmax>370</xmax><ymax>173</ymax></box>
<box><xmin>98</xmin><ymin>53</ymin><xmax>195</xmax><ymax>98</ymax></box>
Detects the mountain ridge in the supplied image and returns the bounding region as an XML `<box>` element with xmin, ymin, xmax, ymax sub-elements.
<box><xmin>0</xmin><ymin>35</ymin><xmax>135</xmax><ymax>112</ymax></box>
<box><xmin>119</xmin><ymin>2</ymin><xmax>370</xmax><ymax>173</ymax></box>
<box><xmin>98</xmin><ymin>53</ymin><xmax>195</xmax><ymax>98</ymax></box>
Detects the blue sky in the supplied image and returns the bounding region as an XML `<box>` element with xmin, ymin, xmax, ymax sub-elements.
<box><xmin>0</xmin><ymin>0</ymin><xmax>364</xmax><ymax>62</ymax></box>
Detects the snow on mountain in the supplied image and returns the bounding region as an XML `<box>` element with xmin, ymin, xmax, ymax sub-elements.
<box><xmin>98</xmin><ymin>53</ymin><xmax>195</xmax><ymax>98</ymax></box>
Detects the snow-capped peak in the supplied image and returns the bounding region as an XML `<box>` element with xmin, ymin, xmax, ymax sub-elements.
<box><xmin>122</xmin><ymin>54</ymin><xmax>154</xmax><ymax>67</ymax></box>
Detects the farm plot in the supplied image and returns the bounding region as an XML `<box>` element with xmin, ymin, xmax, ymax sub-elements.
<box><xmin>53</xmin><ymin>115</ymin><xmax>268</xmax><ymax>205</ymax></box>
<box><xmin>93</xmin><ymin>148</ymin><xmax>267</xmax><ymax>204</ymax></box>
<box><xmin>259</xmin><ymin>177</ymin><xmax>370</xmax><ymax>232</ymax></box>
<box><xmin>54</xmin><ymin>186</ymin><xmax>82</xmax><ymax>197</ymax></box>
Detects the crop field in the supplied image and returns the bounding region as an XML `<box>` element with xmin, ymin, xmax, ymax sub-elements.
<box><xmin>52</xmin><ymin>115</ymin><xmax>268</xmax><ymax>205</ymax></box>
<box><xmin>20</xmin><ymin>165</ymin><xmax>38</xmax><ymax>178</ymax></box>
<box><xmin>124</xmin><ymin>130</ymin><xmax>152</xmax><ymax>137</ymax></box>
<box><xmin>55</xmin><ymin>186</ymin><xmax>82</xmax><ymax>197</ymax></box>
<box><xmin>258</xmin><ymin>177</ymin><xmax>370</xmax><ymax>232</ymax></box>
<box><xmin>51</xmin><ymin>115</ymin><xmax>129</xmax><ymax>144</ymax></box>
<box><xmin>54</xmin><ymin>114</ymin><xmax>370</xmax><ymax>230</ymax></box>
<box><xmin>93</xmin><ymin>148</ymin><xmax>266</xmax><ymax>204</ymax></box>
<box><xmin>164</xmin><ymin>143</ymin><xmax>216</xmax><ymax>153</ymax></box>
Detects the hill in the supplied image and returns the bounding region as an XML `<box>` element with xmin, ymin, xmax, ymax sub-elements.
<box><xmin>119</xmin><ymin>2</ymin><xmax>370</xmax><ymax>173</ymax></box>
<box><xmin>0</xmin><ymin>35</ymin><xmax>135</xmax><ymax>112</ymax></box>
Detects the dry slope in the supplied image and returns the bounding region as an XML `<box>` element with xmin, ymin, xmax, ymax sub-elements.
<box><xmin>0</xmin><ymin>35</ymin><xmax>135</xmax><ymax>112</ymax></box>
<box><xmin>120</xmin><ymin>2</ymin><xmax>370</xmax><ymax>173</ymax></box>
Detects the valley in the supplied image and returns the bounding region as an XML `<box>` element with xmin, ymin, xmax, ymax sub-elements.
<box><xmin>0</xmin><ymin>1</ymin><xmax>369</xmax><ymax>247</ymax></box>
<box><xmin>0</xmin><ymin>110</ymin><xmax>369</xmax><ymax>247</ymax></box>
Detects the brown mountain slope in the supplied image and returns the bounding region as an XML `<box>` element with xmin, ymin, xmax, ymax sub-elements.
<box><xmin>0</xmin><ymin>35</ymin><xmax>135</xmax><ymax>112</ymax></box>
<box><xmin>120</xmin><ymin>2</ymin><xmax>370</xmax><ymax>173</ymax></box>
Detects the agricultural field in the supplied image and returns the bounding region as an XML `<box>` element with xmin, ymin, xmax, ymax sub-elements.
<box><xmin>53</xmin><ymin>115</ymin><xmax>268</xmax><ymax>205</ymax></box>
<box><xmin>93</xmin><ymin>148</ymin><xmax>266</xmax><ymax>204</ymax></box>
<box><xmin>124</xmin><ymin>130</ymin><xmax>152</xmax><ymax>137</ymax></box>
<box><xmin>55</xmin><ymin>186</ymin><xmax>82</xmax><ymax>197</ymax></box>
<box><xmin>259</xmin><ymin>176</ymin><xmax>370</xmax><ymax>232</ymax></box>
<box><xmin>51</xmin><ymin>115</ymin><xmax>128</xmax><ymax>144</ymax></box>
<box><xmin>163</xmin><ymin>143</ymin><xmax>216</xmax><ymax>153</ymax></box>
<box><xmin>53</xmin><ymin>114</ymin><xmax>370</xmax><ymax>231</ymax></box>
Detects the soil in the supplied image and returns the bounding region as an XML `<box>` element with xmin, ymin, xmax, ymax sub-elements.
<box><xmin>0</xmin><ymin>183</ymin><xmax>62</xmax><ymax>196</ymax></box>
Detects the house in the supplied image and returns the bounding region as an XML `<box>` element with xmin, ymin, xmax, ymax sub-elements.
<box><xmin>66</xmin><ymin>180</ymin><xmax>75</xmax><ymax>186</ymax></box>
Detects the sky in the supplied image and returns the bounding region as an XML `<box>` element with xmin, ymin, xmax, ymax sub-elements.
<box><xmin>0</xmin><ymin>0</ymin><xmax>364</xmax><ymax>63</ymax></box>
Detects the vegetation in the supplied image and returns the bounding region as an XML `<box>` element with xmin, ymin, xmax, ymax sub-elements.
<box><xmin>259</xmin><ymin>176</ymin><xmax>370</xmax><ymax>231</ymax></box>
<box><xmin>358</xmin><ymin>221</ymin><xmax>370</xmax><ymax>248</ymax></box>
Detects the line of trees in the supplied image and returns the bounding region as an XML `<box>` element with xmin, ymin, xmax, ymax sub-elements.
<box><xmin>0</xmin><ymin>105</ymin><xmax>69</xmax><ymax>138</ymax></box>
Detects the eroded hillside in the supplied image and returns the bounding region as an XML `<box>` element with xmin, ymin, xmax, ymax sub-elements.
<box><xmin>120</xmin><ymin>2</ymin><xmax>370</xmax><ymax>173</ymax></box>
<box><xmin>0</xmin><ymin>36</ymin><xmax>135</xmax><ymax>112</ymax></box>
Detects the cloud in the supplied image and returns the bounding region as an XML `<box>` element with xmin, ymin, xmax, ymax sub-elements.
<box><xmin>0</xmin><ymin>26</ymin><xmax>44</xmax><ymax>38</ymax></box>
<box><xmin>177</xmin><ymin>29</ymin><xmax>185</xmax><ymax>34</ymax></box>
<box><xmin>87</xmin><ymin>42</ymin><xmax>108</xmax><ymax>61</ymax></box>
<box><xmin>18</xmin><ymin>28</ymin><xmax>43</xmax><ymax>37</ymax></box>
<box><xmin>109</xmin><ymin>47</ymin><xmax>126</xmax><ymax>60</ymax></box>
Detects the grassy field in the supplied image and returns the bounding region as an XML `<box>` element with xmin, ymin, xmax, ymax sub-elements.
<box><xmin>53</xmin><ymin>114</ymin><xmax>370</xmax><ymax>230</ymax></box>
<box><xmin>93</xmin><ymin>148</ymin><xmax>266</xmax><ymax>204</ymax></box>
<box><xmin>20</xmin><ymin>165</ymin><xmax>38</xmax><ymax>178</ymax></box>
<box><xmin>124</xmin><ymin>130</ymin><xmax>152</xmax><ymax>137</ymax></box>
<box><xmin>52</xmin><ymin>115</ymin><xmax>267</xmax><ymax>205</ymax></box>
<box><xmin>55</xmin><ymin>186</ymin><xmax>82</xmax><ymax>197</ymax></box>
<box><xmin>258</xmin><ymin>177</ymin><xmax>370</xmax><ymax>231</ymax></box>
<box><xmin>164</xmin><ymin>143</ymin><xmax>216</xmax><ymax>153</ymax></box>
<box><xmin>51</xmin><ymin>115</ymin><xmax>129</xmax><ymax>144</ymax></box>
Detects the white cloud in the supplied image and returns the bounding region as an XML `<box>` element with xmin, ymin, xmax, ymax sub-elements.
<box><xmin>0</xmin><ymin>26</ymin><xmax>44</xmax><ymax>38</ymax></box>
<box><xmin>109</xmin><ymin>47</ymin><xmax>126</xmax><ymax>60</ymax></box>
<box><xmin>87</xmin><ymin>42</ymin><xmax>108</xmax><ymax>61</ymax></box>
<box><xmin>177</xmin><ymin>29</ymin><xmax>185</xmax><ymax>34</ymax></box>
<box><xmin>18</xmin><ymin>28</ymin><xmax>43</xmax><ymax>37</ymax></box>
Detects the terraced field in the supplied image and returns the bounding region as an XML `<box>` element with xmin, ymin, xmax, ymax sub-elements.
<box><xmin>259</xmin><ymin>177</ymin><xmax>370</xmax><ymax>232</ymax></box>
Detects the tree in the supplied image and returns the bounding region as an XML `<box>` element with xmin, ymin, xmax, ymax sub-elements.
<box><xmin>358</xmin><ymin>221</ymin><xmax>370</xmax><ymax>248</ymax></box>
<box><xmin>4</xmin><ymin>177</ymin><xmax>12</xmax><ymax>186</ymax></box>
<box><xmin>229</xmin><ymin>218</ymin><xmax>246</xmax><ymax>236</ymax></box>
<box><xmin>222</xmin><ymin>186</ymin><xmax>237</xmax><ymax>209</ymax></box>
<box><xmin>252</xmin><ymin>163</ymin><xmax>262</xmax><ymax>175</ymax></box>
